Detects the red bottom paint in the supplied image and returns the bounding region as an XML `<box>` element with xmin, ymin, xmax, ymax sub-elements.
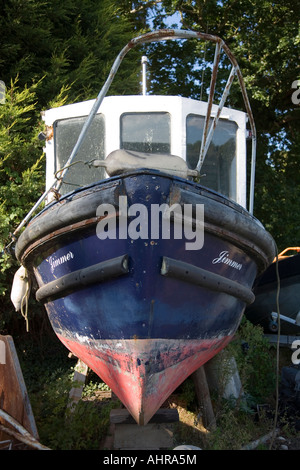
<box><xmin>58</xmin><ymin>333</ymin><xmax>234</xmax><ymax>425</ymax></box>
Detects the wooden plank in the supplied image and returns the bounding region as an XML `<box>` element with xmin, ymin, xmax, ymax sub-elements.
<box><xmin>192</xmin><ymin>365</ymin><xmax>216</xmax><ymax>431</ymax></box>
<box><xmin>67</xmin><ymin>358</ymin><xmax>88</xmax><ymax>410</ymax></box>
<box><xmin>113</xmin><ymin>422</ymin><xmax>175</xmax><ymax>450</ymax></box>
<box><xmin>110</xmin><ymin>408</ymin><xmax>179</xmax><ymax>425</ymax></box>
<box><xmin>111</xmin><ymin>408</ymin><xmax>178</xmax><ymax>450</ymax></box>
<box><xmin>0</xmin><ymin>335</ymin><xmax>38</xmax><ymax>444</ymax></box>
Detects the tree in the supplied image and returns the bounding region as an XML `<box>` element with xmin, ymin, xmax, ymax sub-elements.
<box><xmin>0</xmin><ymin>0</ymin><xmax>144</xmax><ymax>326</ymax></box>
<box><xmin>125</xmin><ymin>0</ymin><xmax>300</xmax><ymax>249</ymax></box>
<box><xmin>0</xmin><ymin>0</ymin><xmax>143</xmax><ymax>105</ymax></box>
<box><xmin>0</xmin><ymin>78</ymin><xmax>45</xmax><ymax>328</ymax></box>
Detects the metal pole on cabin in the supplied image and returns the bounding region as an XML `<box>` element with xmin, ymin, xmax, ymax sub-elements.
<box><xmin>197</xmin><ymin>41</ymin><xmax>222</xmax><ymax>172</ymax></box>
<box><xmin>196</xmin><ymin>65</ymin><xmax>237</xmax><ymax>172</ymax></box>
<box><xmin>142</xmin><ymin>56</ymin><xmax>148</xmax><ymax>95</ymax></box>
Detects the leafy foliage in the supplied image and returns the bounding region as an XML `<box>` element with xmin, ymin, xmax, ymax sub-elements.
<box><xmin>0</xmin><ymin>0</ymin><xmax>142</xmax><ymax>105</ymax></box>
<box><xmin>0</xmin><ymin>79</ymin><xmax>45</xmax><ymax>310</ymax></box>
<box><xmin>0</xmin><ymin>79</ymin><xmax>44</xmax><ymax>233</ymax></box>
<box><xmin>229</xmin><ymin>318</ymin><xmax>277</xmax><ymax>403</ymax></box>
<box><xmin>0</xmin><ymin>0</ymin><xmax>143</xmax><ymax>326</ymax></box>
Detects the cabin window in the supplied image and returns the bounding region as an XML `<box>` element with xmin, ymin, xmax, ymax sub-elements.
<box><xmin>120</xmin><ymin>112</ymin><xmax>171</xmax><ymax>154</ymax></box>
<box><xmin>54</xmin><ymin>114</ymin><xmax>105</xmax><ymax>194</ymax></box>
<box><xmin>186</xmin><ymin>115</ymin><xmax>237</xmax><ymax>200</ymax></box>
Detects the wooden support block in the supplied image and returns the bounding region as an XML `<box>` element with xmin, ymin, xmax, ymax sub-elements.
<box><xmin>0</xmin><ymin>335</ymin><xmax>38</xmax><ymax>444</ymax></box>
<box><xmin>67</xmin><ymin>358</ymin><xmax>88</xmax><ymax>410</ymax></box>
<box><xmin>192</xmin><ymin>365</ymin><xmax>216</xmax><ymax>431</ymax></box>
<box><xmin>110</xmin><ymin>408</ymin><xmax>179</xmax><ymax>425</ymax></box>
<box><xmin>114</xmin><ymin>422</ymin><xmax>175</xmax><ymax>450</ymax></box>
<box><xmin>111</xmin><ymin>408</ymin><xmax>178</xmax><ymax>450</ymax></box>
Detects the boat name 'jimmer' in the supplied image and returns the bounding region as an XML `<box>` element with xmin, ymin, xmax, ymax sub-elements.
<box><xmin>212</xmin><ymin>250</ymin><xmax>243</xmax><ymax>270</ymax></box>
<box><xmin>49</xmin><ymin>251</ymin><xmax>74</xmax><ymax>273</ymax></box>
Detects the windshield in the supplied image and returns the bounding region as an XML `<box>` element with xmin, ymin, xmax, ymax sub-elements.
<box><xmin>186</xmin><ymin>115</ymin><xmax>237</xmax><ymax>200</ymax></box>
<box><xmin>54</xmin><ymin>114</ymin><xmax>105</xmax><ymax>194</ymax></box>
<box><xmin>120</xmin><ymin>112</ymin><xmax>171</xmax><ymax>154</ymax></box>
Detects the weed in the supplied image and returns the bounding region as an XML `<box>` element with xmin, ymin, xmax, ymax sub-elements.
<box><xmin>228</xmin><ymin>317</ymin><xmax>277</xmax><ymax>404</ymax></box>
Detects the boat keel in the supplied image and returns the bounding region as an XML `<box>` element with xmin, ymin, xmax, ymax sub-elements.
<box><xmin>57</xmin><ymin>333</ymin><xmax>234</xmax><ymax>425</ymax></box>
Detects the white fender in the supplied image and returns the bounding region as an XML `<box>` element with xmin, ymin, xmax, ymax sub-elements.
<box><xmin>10</xmin><ymin>265</ymin><xmax>30</xmax><ymax>312</ymax></box>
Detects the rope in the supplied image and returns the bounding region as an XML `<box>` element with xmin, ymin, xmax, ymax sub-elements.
<box><xmin>54</xmin><ymin>160</ymin><xmax>87</xmax><ymax>180</ymax></box>
<box><xmin>20</xmin><ymin>268</ymin><xmax>30</xmax><ymax>333</ymax></box>
<box><xmin>269</xmin><ymin>245</ymin><xmax>281</xmax><ymax>449</ymax></box>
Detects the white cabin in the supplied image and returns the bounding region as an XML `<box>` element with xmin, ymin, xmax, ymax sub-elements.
<box><xmin>42</xmin><ymin>94</ymin><xmax>248</xmax><ymax>208</ymax></box>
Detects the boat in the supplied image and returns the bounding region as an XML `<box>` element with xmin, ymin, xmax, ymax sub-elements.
<box><xmin>10</xmin><ymin>30</ymin><xmax>276</xmax><ymax>425</ymax></box>
<box><xmin>245</xmin><ymin>247</ymin><xmax>300</xmax><ymax>335</ymax></box>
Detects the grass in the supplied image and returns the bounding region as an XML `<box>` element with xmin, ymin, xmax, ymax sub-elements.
<box><xmin>169</xmin><ymin>392</ymin><xmax>274</xmax><ymax>450</ymax></box>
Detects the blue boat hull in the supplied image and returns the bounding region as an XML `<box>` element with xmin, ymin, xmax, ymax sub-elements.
<box><xmin>16</xmin><ymin>170</ymin><xmax>275</xmax><ymax>424</ymax></box>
